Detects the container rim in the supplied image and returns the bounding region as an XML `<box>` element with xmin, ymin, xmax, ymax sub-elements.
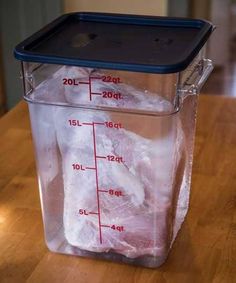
<box><xmin>23</xmin><ymin>95</ymin><xmax>183</xmax><ymax>117</ymax></box>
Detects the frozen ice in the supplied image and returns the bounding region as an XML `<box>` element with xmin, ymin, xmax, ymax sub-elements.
<box><xmin>32</xmin><ymin>66</ymin><xmax>189</xmax><ymax>261</ymax></box>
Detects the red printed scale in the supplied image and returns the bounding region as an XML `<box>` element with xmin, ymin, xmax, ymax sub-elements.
<box><xmin>69</xmin><ymin>118</ymin><xmax>124</xmax><ymax>244</ymax></box>
<box><xmin>63</xmin><ymin>75</ymin><xmax>123</xmax><ymax>101</ymax></box>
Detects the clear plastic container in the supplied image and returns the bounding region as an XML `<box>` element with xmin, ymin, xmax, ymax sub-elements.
<box><xmin>15</xmin><ymin>13</ymin><xmax>214</xmax><ymax>267</ymax></box>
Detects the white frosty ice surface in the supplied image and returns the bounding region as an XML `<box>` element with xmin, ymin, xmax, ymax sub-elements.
<box><xmin>32</xmin><ymin>66</ymin><xmax>189</xmax><ymax>260</ymax></box>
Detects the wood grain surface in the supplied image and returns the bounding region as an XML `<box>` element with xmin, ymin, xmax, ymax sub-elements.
<box><xmin>0</xmin><ymin>95</ymin><xmax>235</xmax><ymax>283</ymax></box>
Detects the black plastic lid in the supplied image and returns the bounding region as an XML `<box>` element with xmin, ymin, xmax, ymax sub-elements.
<box><xmin>14</xmin><ymin>12</ymin><xmax>214</xmax><ymax>74</ymax></box>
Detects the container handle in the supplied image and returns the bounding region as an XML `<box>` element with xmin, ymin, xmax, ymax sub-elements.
<box><xmin>179</xmin><ymin>59</ymin><xmax>213</xmax><ymax>97</ymax></box>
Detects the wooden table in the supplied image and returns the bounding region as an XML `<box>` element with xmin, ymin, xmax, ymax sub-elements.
<box><xmin>0</xmin><ymin>95</ymin><xmax>235</xmax><ymax>283</ymax></box>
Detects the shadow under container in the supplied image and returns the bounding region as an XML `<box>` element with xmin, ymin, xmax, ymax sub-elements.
<box><xmin>14</xmin><ymin>13</ymin><xmax>214</xmax><ymax>268</ymax></box>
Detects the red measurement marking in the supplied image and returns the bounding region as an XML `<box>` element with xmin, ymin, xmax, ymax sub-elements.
<box><xmin>96</xmin><ymin>156</ymin><xmax>106</xmax><ymax>159</ymax></box>
<box><xmin>94</xmin><ymin>122</ymin><xmax>105</xmax><ymax>125</ymax></box>
<box><xmin>102</xmin><ymin>91</ymin><xmax>123</xmax><ymax>100</ymax></box>
<box><xmin>101</xmin><ymin>225</ymin><xmax>111</xmax><ymax>228</ymax></box>
<box><xmin>107</xmin><ymin>155</ymin><xmax>123</xmax><ymax>163</ymax></box>
<box><xmin>95</xmin><ymin>155</ymin><xmax>124</xmax><ymax>163</ymax></box>
<box><xmin>68</xmin><ymin>120</ymin><xmax>82</xmax><ymax>127</ymax></box>
<box><xmin>101</xmin><ymin>76</ymin><xmax>121</xmax><ymax>84</ymax></box>
<box><xmin>63</xmin><ymin>78</ymin><xmax>79</xmax><ymax>86</ymax></box>
<box><xmin>82</xmin><ymin>122</ymin><xmax>93</xmax><ymax>126</ymax></box>
<box><xmin>85</xmin><ymin>167</ymin><xmax>96</xmax><ymax>170</ymax></box>
<box><xmin>82</xmin><ymin>122</ymin><xmax>104</xmax><ymax>126</ymax></box>
<box><xmin>92</xmin><ymin>92</ymin><xmax>102</xmax><ymax>96</ymax></box>
<box><xmin>78</xmin><ymin>209</ymin><xmax>89</xmax><ymax>215</ymax></box>
<box><xmin>92</xmin><ymin>123</ymin><xmax>102</xmax><ymax>244</ymax></box>
<box><xmin>99</xmin><ymin>189</ymin><xmax>124</xmax><ymax>196</ymax></box>
<box><xmin>109</xmin><ymin>189</ymin><xmax>123</xmax><ymax>197</ymax></box>
<box><xmin>89</xmin><ymin>77</ymin><xmax>92</xmax><ymax>101</ymax></box>
<box><xmin>72</xmin><ymin>164</ymin><xmax>85</xmax><ymax>170</ymax></box>
<box><xmin>79</xmin><ymin>81</ymin><xmax>89</xmax><ymax>85</ymax></box>
<box><xmin>111</xmin><ymin>225</ymin><xmax>124</xmax><ymax>232</ymax></box>
<box><xmin>105</xmin><ymin>121</ymin><xmax>122</xmax><ymax>129</ymax></box>
<box><xmin>101</xmin><ymin>224</ymin><xmax>125</xmax><ymax>232</ymax></box>
<box><xmin>89</xmin><ymin>212</ymin><xmax>99</xmax><ymax>215</ymax></box>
